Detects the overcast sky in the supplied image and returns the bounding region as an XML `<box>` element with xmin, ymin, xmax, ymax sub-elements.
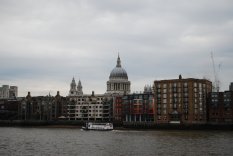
<box><xmin>0</xmin><ymin>0</ymin><xmax>233</xmax><ymax>97</ymax></box>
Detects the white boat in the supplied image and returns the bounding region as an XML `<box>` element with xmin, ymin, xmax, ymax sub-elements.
<box><xmin>82</xmin><ymin>122</ymin><xmax>113</xmax><ymax>131</ymax></box>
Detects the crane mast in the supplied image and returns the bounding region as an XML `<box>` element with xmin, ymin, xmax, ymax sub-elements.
<box><xmin>211</xmin><ymin>52</ymin><xmax>219</xmax><ymax>92</ymax></box>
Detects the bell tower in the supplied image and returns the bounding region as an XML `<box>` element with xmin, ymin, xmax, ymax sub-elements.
<box><xmin>69</xmin><ymin>77</ymin><xmax>77</xmax><ymax>96</ymax></box>
<box><xmin>77</xmin><ymin>79</ymin><xmax>83</xmax><ymax>95</ymax></box>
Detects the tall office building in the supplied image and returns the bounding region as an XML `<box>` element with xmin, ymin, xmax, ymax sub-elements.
<box><xmin>0</xmin><ymin>85</ymin><xmax>18</xmax><ymax>99</ymax></box>
<box><xmin>230</xmin><ymin>82</ymin><xmax>233</xmax><ymax>91</ymax></box>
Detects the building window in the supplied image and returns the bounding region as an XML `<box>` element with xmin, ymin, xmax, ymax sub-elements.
<box><xmin>157</xmin><ymin>104</ymin><xmax>161</xmax><ymax>108</ymax></box>
<box><xmin>199</xmin><ymin>83</ymin><xmax>202</xmax><ymax>88</ymax></box>
<box><xmin>163</xmin><ymin>110</ymin><xmax>167</xmax><ymax>114</ymax></box>
<box><xmin>163</xmin><ymin>84</ymin><xmax>167</xmax><ymax>88</ymax></box>
<box><xmin>158</xmin><ymin>115</ymin><xmax>161</xmax><ymax>120</ymax></box>
<box><xmin>173</xmin><ymin>83</ymin><xmax>177</xmax><ymax>87</ymax></box>
<box><xmin>194</xmin><ymin>109</ymin><xmax>198</xmax><ymax>114</ymax></box>
<box><xmin>163</xmin><ymin>94</ymin><xmax>167</xmax><ymax>98</ymax></box>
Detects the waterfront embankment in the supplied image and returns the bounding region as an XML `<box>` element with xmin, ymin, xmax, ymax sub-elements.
<box><xmin>0</xmin><ymin>120</ymin><xmax>232</xmax><ymax>130</ymax></box>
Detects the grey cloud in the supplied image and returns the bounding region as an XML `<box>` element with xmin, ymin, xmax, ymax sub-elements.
<box><xmin>0</xmin><ymin>0</ymin><xmax>233</xmax><ymax>96</ymax></box>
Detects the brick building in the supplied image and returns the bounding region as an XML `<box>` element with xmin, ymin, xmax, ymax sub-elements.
<box><xmin>121</xmin><ymin>86</ymin><xmax>155</xmax><ymax>122</ymax></box>
<box><xmin>0</xmin><ymin>99</ymin><xmax>20</xmax><ymax>120</ymax></box>
<box><xmin>19</xmin><ymin>92</ymin><xmax>68</xmax><ymax>120</ymax></box>
<box><xmin>207</xmin><ymin>91</ymin><xmax>233</xmax><ymax>123</ymax></box>
<box><xmin>154</xmin><ymin>76</ymin><xmax>212</xmax><ymax>124</ymax></box>
<box><xmin>113</xmin><ymin>96</ymin><xmax>123</xmax><ymax>122</ymax></box>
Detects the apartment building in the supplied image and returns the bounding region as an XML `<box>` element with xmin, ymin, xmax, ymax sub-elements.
<box><xmin>208</xmin><ymin>91</ymin><xmax>233</xmax><ymax>123</ymax></box>
<box><xmin>154</xmin><ymin>75</ymin><xmax>212</xmax><ymax>124</ymax></box>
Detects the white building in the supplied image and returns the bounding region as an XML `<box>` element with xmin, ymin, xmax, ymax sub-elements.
<box><xmin>0</xmin><ymin>85</ymin><xmax>18</xmax><ymax>99</ymax></box>
<box><xmin>68</xmin><ymin>91</ymin><xmax>105</xmax><ymax>121</ymax></box>
<box><xmin>68</xmin><ymin>78</ymin><xmax>112</xmax><ymax>121</ymax></box>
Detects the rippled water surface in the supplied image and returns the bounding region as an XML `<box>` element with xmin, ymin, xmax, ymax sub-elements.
<box><xmin>0</xmin><ymin>127</ymin><xmax>233</xmax><ymax>156</ymax></box>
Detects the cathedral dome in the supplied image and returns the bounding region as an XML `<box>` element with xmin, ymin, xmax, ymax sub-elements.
<box><xmin>109</xmin><ymin>55</ymin><xmax>128</xmax><ymax>80</ymax></box>
<box><xmin>107</xmin><ymin>54</ymin><xmax>131</xmax><ymax>94</ymax></box>
<box><xmin>110</xmin><ymin>67</ymin><xmax>128</xmax><ymax>79</ymax></box>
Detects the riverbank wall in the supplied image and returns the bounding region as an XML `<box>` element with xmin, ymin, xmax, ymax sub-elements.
<box><xmin>0</xmin><ymin>120</ymin><xmax>84</xmax><ymax>127</ymax></box>
<box><xmin>122</xmin><ymin>122</ymin><xmax>233</xmax><ymax>130</ymax></box>
<box><xmin>0</xmin><ymin>120</ymin><xmax>232</xmax><ymax>130</ymax></box>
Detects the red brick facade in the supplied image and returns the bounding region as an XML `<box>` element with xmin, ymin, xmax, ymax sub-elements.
<box><xmin>154</xmin><ymin>77</ymin><xmax>212</xmax><ymax>124</ymax></box>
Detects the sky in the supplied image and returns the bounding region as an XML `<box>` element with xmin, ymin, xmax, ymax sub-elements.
<box><xmin>0</xmin><ymin>0</ymin><xmax>233</xmax><ymax>97</ymax></box>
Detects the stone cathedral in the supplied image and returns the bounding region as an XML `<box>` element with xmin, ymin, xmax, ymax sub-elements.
<box><xmin>106</xmin><ymin>55</ymin><xmax>131</xmax><ymax>95</ymax></box>
<box><xmin>69</xmin><ymin>55</ymin><xmax>130</xmax><ymax>95</ymax></box>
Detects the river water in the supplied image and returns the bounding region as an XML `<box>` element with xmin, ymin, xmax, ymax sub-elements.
<box><xmin>0</xmin><ymin>127</ymin><xmax>232</xmax><ymax>156</ymax></box>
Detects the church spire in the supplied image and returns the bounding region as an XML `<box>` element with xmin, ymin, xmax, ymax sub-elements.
<box><xmin>69</xmin><ymin>77</ymin><xmax>76</xmax><ymax>96</ymax></box>
<box><xmin>116</xmin><ymin>53</ymin><xmax>121</xmax><ymax>67</ymax></box>
<box><xmin>77</xmin><ymin>79</ymin><xmax>83</xmax><ymax>95</ymax></box>
<box><xmin>72</xmin><ymin>77</ymin><xmax>75</xmax><ymax>83</ymax></box>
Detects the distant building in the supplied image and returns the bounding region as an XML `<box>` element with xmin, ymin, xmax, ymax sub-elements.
<box><xmin>0</xmin><ymin>85</ymin><xmax>18</xmax><ymax>99</ymax></box>
<box><xmin>68</xmin><ymin>76</ymin><xmax>114</xmax><ymax>121</ymax></box>
<box><xmin>19</xmin><ymin>91</ymin><xmax>68</xmax><ymax>120</ymax></box>
<box><xmin>207</xmin><ymin>91</ymin><xmax>233</xmax><ymax>123</ymax></box>
<box><xmin>118</xmin><ymin>86</ymin><xmax>155</xmax><ymax>122</ymax></box>
<box><xmin>66</xmin><ymin>55</ymin><xmax>131</xmax><ymax>121</ymax></box>
<box><xmin>154</xmin><ymin>76</ymin><xmax>212</xmax><ymax>124</ymax></box>
<box><xmin>113</xmin><ymin>96</ymin><xmax>123</xmax><ymax>122</ymax></box>
<box><xmin>106</xmin><ymin>55</ymin><xmax>131</xmax><ymax>95</ymax></box>
<box><xmin>9</xmin><ymin>86</ymin><xmax>18</xmax><ymax>98</ymax></box>
<box><xmin>230</xmin><ymin>82</ymin><xmax>233</xmax><ymax>91</ymax></box>
<box><xmin>69</xmin><ymin>78</ymin><xmax>83</xmax><ymax>96</ymax></box>
<box><xmin>67</xmin><ymin>91</ymin><xmax>106</xmax><ymax>121</ymax></box>
<box><xmin>0</xmin><ymin>98</ymin><xmax>20</xmax><ymax>120</ymax></box>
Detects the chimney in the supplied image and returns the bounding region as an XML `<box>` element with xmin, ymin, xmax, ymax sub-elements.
<box><xmin>26</xmin><ymin>92</ymin><xmax>31</xmax><ymax>99</ymax></box>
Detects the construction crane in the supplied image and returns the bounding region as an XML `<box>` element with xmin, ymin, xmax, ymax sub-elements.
<box><xmin>211</xmin><ymin>52</ymin><xmax>220</xmax><ymax>92</ymax></box>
